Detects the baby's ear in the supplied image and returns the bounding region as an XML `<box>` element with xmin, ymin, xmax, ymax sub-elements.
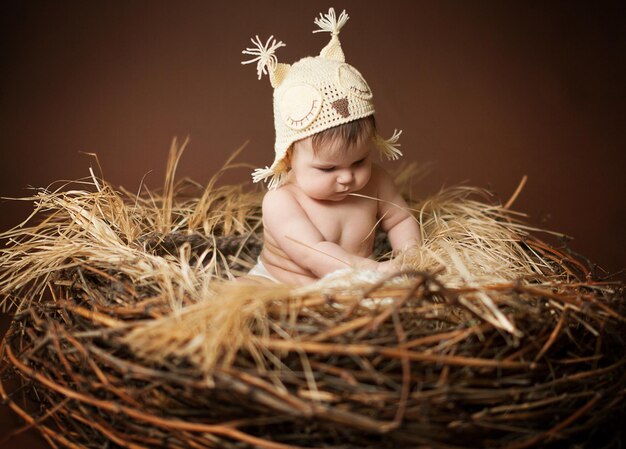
<box><xmin>284</xmin><ymin>147</ymin><xmax>293</xmax><ymax>167</ymax></box>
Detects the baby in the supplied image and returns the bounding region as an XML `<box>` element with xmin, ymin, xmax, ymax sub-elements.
<box><xmin>242</xmin><ymin>8</ymin><xmax>420</xmax><ymax>285</ymax></box>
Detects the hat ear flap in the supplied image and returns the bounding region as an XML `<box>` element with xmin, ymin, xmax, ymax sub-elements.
<box><xmin>313</xmin><ymin>8</ymin><xmax>348</xmax><ymax>62</ymax></box>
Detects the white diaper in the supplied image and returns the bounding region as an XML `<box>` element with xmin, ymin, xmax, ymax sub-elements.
<box><xmin>247</xmin><ymin>258</ymin><xmax>280</xmax><ymax>283</ymax></box>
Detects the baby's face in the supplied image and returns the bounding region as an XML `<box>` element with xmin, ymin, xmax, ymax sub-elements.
<box><xmin>289</xmin><ymin>136</ymin><xmax>372</xmax><ymax>201</ymax></box>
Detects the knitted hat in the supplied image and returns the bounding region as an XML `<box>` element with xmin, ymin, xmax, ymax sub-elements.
<box><xmin>242</xmin><ymin>8</ymin><xmax>402</xmax><ymax>189</ymax></box>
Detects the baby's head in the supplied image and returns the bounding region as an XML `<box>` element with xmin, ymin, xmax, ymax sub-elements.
<box><xmin>243</xmin><ymin>8</ymin><xmax>402</xmax><ymax>190</ymax></box>
<box><xmin>288</xmin><ymin>116</ymin><xmax>375</xmax><ymax>201</ymax></box>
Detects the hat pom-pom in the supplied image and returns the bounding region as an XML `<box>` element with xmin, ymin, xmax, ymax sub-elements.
<box><xmin>241</xmin><ymin>35</ymin><xmax>286</xmax><ymax>80</ymax></box>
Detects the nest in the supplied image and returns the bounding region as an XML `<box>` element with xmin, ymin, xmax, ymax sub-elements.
<box><xmin>1</xmin><ymin>139</ymin><xmax>625</xmax><ymax>449</ymax></box>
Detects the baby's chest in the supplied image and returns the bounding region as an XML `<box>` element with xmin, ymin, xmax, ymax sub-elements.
<box><xmin>306</xmin><ymin>200</ymin><xmax>378</xmax><ymax>249</ymax></box>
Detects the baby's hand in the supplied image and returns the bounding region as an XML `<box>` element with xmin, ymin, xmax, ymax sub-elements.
<box><xmin>355</xmin><ymin>259</ymin><xmax>398</xmax><ymax>273</ymax></box>
<box><xmin>376</xmin><ymin>259</ymin><xmax>399</xmax><ymax>273</ymax></box>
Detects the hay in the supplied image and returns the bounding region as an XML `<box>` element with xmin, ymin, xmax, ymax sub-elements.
<box><xmin>1</xmin><ymin>139</ymin><xmax>625</xmax><ymax>448</ymax></box>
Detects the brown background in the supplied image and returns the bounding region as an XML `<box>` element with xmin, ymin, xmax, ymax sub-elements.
<box><xmin>1</xmin><ymin>1</ymin><xmax>624</xmax><ymax>446</ymax></box>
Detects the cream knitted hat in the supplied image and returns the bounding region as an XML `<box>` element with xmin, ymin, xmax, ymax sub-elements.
<box><xmin>242</xmin><ymin>8</ymin><xmax>402</xmax><ymax>189</ymax></box>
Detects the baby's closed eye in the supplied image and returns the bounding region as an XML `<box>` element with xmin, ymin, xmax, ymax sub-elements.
<box><xmin>315</xmin><ymin>158</ymin><xmax>366</xmax><ymax>172</ymax></box>
<box><xmin>316</xmin><ymin>166</ymin><xmax>335</xmax><ymax>172</ymax></box>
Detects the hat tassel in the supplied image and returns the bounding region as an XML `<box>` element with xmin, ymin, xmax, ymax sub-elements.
<box><xmin>375</xmin><ymin>129</ymin><xmax>403</xmax><ymax>160</ymax></box>
<box><xmin>313</xmin><ymin>8</ymin><xmax>349</xmax><ymax>36</ymax></box>
<box><xmin>241</xmin><ymin>35</ymin><xmax>286</xmax><ymax>80</ymax></box>
<box><xmin>252</xmin><ymin>166</ymin><xmax>287</xmax><ymax>190</ymax></box>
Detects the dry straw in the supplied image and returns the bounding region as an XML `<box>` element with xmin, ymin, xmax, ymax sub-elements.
<box><xmin>1</xmin><ymin>139</ymin><xmax>624</xmax><ymax>448</ymax></box>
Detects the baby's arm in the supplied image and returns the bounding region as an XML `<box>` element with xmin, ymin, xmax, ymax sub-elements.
<box><xmin>262</xmin><ymin>190</ymin><xmax>379</xmax><ymax>277</ymax></box>
<box><xmin>375</xmin><ymin>167</ymin><xmax>421</xmax><ymax>252</ymax></box>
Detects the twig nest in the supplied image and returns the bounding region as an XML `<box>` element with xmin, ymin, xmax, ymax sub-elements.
<box><xmin>1</xmin><ymin>144</ymin><xmax>624</xmax><ymax>448</ymax></box>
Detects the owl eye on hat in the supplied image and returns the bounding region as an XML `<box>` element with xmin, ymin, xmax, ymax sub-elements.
<box><xmin>242</xmin><ymin>8</ymin><xmax>402</xmax><ymax>190</ymax></box>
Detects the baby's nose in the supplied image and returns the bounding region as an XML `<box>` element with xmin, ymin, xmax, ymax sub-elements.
<box><xmin>337</xmin><ymin>170</ymin><xmax>353</xmax><ymax>185</ymax></box>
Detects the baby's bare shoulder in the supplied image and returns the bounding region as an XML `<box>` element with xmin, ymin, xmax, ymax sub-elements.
<box><xmin>262</xmin><ymin>186</ymin><xmax>305</xmax><ymax>222</ymax></box>
<box><xmin>263</xmin><ymin>185</ymin><xmax>298</xmax><ymax>209</ymax></box>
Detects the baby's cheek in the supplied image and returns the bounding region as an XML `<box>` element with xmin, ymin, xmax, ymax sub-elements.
<box><xmin>318</xmin><ymin>174</ymin><xmax>334</xmax><ymax>192</ymax></box>
<box><xmin>356</xmin><ymin>167</ymin><xmax>372</xmax><ymax>187</ymax></box>
<box><xmin>302</xmin><ymin>173</ymin><xmax>329</xmax><ymax>196</ymax></box>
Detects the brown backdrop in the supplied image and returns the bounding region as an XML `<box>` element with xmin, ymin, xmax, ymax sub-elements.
<box><xmin>1</xmin><ymin>1</ymin><xmax>624</xmax><ymax>445</ymax></box>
